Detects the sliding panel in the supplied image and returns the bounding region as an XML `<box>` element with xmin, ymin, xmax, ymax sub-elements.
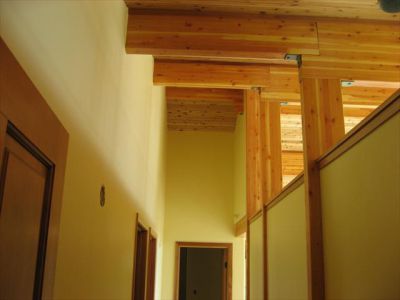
<box><xmin>249</xmin><ymin>215</ymin><xmax>264</xmax><ymax>300</ymax></box>
<box><xmin>267</xmin><ymin>184</ymin><xmax>308</xmax><ymax>300</ymax></box>
<box><xmin>320</xmin><ymin>112</ymin><xmax>400</xmax><ymax>299</ymax></box>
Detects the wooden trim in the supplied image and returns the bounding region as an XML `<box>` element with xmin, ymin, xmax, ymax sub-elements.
<box><xmin>174</xmin><ymin>242</ymin><xmax>233</xmax><ymax>300</ymax></box>
<box><xmin>234</xmin><ymin>216</ymin><xmax>247</xmax><ymax>237</ymax></box>
<box><xmin>132</xmin><ymin>213</ymin><xmax>149</xmax><ymax>300</ymax></box>
<box><xmin>146</xmin><ymin>229</ymin><xmax>157</xmax><ymax>300</ymax></box>
<box><xmin>318</xmin><ymin>89</ymin><xmax>400</xmax><ymax>168</ymax></box>
<box><xmin>248</xmin><ymin>209</ymin><xmax>263</xmax><ymax>225</ymax></box>
<box><xmin>265</xmin><ymin>172</ymin><xmax>305</xmax><ymax>211</ymax></box>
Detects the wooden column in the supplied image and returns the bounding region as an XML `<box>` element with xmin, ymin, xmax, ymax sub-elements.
<box><xmin>246</xmin><ymin>88</ymin><xmax>263</xmax><ymax>219</ymax></box>
<box><xmin>263</xmin><ymin>101</ymin><xmax>283</xmax><ymax>203</ymax></box>
<box><xmin>300</xmin><ymin>76</ymin><xmax>345</xmax><ymax>299</ymax></box>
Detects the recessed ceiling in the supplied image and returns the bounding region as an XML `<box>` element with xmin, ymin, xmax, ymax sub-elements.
<box><xmin>126</xmin><ymin>0</ymin><xmax>400</xmax><ymax>21</ymax></box>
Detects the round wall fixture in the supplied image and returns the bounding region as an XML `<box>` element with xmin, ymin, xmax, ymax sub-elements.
<box><xmin>379</xmin><ymin>0</ymin><xmax>400</xmax><ymax>13</ymax></box>
<box><xmin>100</xmin><ymin>185</ymin><xmax>106</xmax><ymax>207</ymax></box>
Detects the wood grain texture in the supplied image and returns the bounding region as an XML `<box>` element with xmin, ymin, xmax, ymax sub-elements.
<box><xmin>154</xmin><ymin>59</ymin><xmax>272</xmax><ymax>88</ymax></box>
<box><xmin>127</xmin><ymin>10</ymin><xmax>319</xmax><ymax>60</ymax></box>
<box><xmin>299</xmin><ymin>77</ymin><xmax>325</xmax><ymax>300</ymax></box>
<box><xmin>246</xmin><ymin>89</ymin><xmax>263</xmax><ymax>219</ymax></box>
<box><xmin>125</xmin><ymin>1</ymin><xmax>400</xmax><ymax>21</ymax></box>
<box><xmin>302</xmin><ymin>20</ymin><xmax>400</xmax><ymax>82</ymax></box>
<box><xmin>262</xmin><ymin>101</ymin><xmax>283</xmax><ymax>203</ymax></box>
<box><xmin>166</xmin><ymin>87</ymin><xmax>243</xmax><ymax>132</ymax></box>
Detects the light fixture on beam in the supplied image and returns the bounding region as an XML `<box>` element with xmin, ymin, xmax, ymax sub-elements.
<box><xmin>341</xmin><ymin>80</ymin><xmax>354</xmax><ymax>87</ymax></box>
<box><xmin>284</xmin><ymin>54</ymin><xmax>302</xmax><ymax>66</ymax></box>
<box><xmin>379</xmin><ymin>0</ymin><xmax>400</xmax><ymax>13</ymax></box>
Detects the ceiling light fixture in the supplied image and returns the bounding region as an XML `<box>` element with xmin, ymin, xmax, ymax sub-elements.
<box><xmin>379</xmin><ymin>0</ymin><xmax>400</xmax><ymax>13</ymax></box>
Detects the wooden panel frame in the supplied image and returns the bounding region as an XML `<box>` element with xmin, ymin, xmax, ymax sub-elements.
<box><xmin>174</xmin><ymin>241</ymin><xmax>233</xmax><ymax>300</ymax></box>
<box><xmin>0</xmin><ymin>38</ymin><xmax>69</xmax><ymax>299</ymax></box>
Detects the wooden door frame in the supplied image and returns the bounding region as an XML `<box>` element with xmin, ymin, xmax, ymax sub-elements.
<box><xmin>174</xmin><ymin>242</ymin><xmax>233</xmax><ymax>300</ymax></box>
<box><xmin>146</xmin><ymin>228</ymin><xmax>157</xmax><ymax>300</ymax></box>
<box><xmin>132</xmin><ymin>213</ymin><xmax>149</xmax><ymax>300</ymax></box>
<box><xmin>0</xmin><ymin>38</ymin><xmax>69</xmax><ymax>299</ymax></box>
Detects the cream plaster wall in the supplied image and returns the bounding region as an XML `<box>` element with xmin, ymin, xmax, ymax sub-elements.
<box><xmin>162</xmin><ymin>131</ymin><xmax>246</xmax><ymax>300</ymax></box>
<box><xmin>267</xmin><ymin>185</ymin><xmax>308</xmax><ymax>300</ymax></box>
<box><xmin>321</xmin><ymin>113</ymin><xmax>400</xmax><ymax>299</ymax></box>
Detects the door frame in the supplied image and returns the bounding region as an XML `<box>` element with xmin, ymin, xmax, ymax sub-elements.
<box><xmin>0</xmin><ymin>37</ymin><xmax>69</xmax><ymax>299</ymax></box>
<box><xmin>174</xmin><ymin>242</ymin><xmax>233</xmax><ymax>300</ymax></box>
<box><xmin>132</xmin><ymin>213</ymin><xmax>149</xmax><ymax>300</ymax></box>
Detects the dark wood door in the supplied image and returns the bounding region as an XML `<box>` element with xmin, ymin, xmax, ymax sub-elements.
<box><xmin>0</xmin><ymin>38</ymin><xmax>69</xmax><ymax>299</ymax></box>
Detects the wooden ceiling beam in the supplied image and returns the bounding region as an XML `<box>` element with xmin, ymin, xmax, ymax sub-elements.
<box><xmin>280</xmin><ymin>103</ymin><xmax>376</xmax><ymax>118</ymax></box>
<box><xmin>262</xmin><ymin>85</ymin><xmax>399</xmax><ymax>106</ymax></box>
<box><xmin>125</xmin><ymin>1</ymin><xmax>400</xmax><ymax>21</ymax></box>
<box><xmin>126</xmin><ymin>10</ymin><xmax>319</xmax><ymax>62</ymax></box>
<box><xmin>154</xmin><ymin>60</ymin><xmax>298</xmax><ymax>89</ymax></box>
<box><xmin>301</xmin><ymin>20</ymin><xmax>400</xmax><ymax>82</ymax></box>
<box><xmin>128</xmin><ymin>9</ymin><xmax>399</xmax><ymax>82</ymax></box>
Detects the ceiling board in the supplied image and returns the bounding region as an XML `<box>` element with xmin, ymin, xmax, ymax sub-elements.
<box><xmin>167</xmin><ymin>87</ymin><xmax>243</xmax><ymax>132</ymax></box>
<box><xmin>125</xmin><ymin>1</ymin><xmax>400</xmax><ymax>21</ymax></box>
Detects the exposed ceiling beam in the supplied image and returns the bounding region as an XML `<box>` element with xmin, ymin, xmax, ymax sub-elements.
<box><xmin>127</xmin><ymin>9</ymin><xmax>400</xmax><ymax>81</ymax></box>
<box><xmin>125</xmin><ymin>1</ymin><xmax>400</xmax><ymax>21</ymax></box>
<box><xmin>262</xmin><ymin>84</ymin><xmax>400</xmax><ymax>106</ymax></box>
<box><xmin>126</xmin><ymin>10</ymin><xmax>319</xmax><ymax>62</ymax></box>
<box><xmin>154</xmin><ymin>60</ymin><xmax>298</xmax><ymax>89</ymax></box>
<box><xmin>301</xmin><ymin>20</ymin><xmax>400</xmax><ymax>82</ymax></box>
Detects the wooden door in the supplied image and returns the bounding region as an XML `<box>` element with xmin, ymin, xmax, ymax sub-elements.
<box><xmin>0</xmin><ymin>38</ymin><xmax>69</xmax><ymax>299</ymax></box>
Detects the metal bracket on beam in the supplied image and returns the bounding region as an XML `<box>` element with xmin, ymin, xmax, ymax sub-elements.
<box><xmin>284</xmin><ymin>54</ymin><xmax>302</xmax><ymax>67</ymax></box>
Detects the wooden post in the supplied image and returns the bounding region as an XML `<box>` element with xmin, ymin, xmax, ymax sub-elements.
<box><xmin>246</xmin><ymin>88</ymin><xmax>263</xmax><ymax>219</ymax></box>
<box><xmin>263</xmin><ymin>101</ymin><xmax>283</xmax><ymax>203</ymax></box>
<box><xmin>299</xmin><ymin>76</ymin><xmax>345</xmax><ymax>299</ymax></box>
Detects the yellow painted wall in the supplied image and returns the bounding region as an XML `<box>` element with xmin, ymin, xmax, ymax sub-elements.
<box><xmin>162</xmin><ymin>131</ymin><xmax>246</xmax><ymax>300</ymax></box>
<box><xmin>267</xmin><ymin>184</ymin><xmax>308</xmax><ymax>300</ymax></box>
<box><xmin>321</xmin><ymin>112</ymin><xmax>400</xmax><ymax>299</ymax></box>
<box><xmin>234</xmin><ymin>114</ymin><xmax>246</xmax><ymax>223</ymax></box>
<box><xmin>0</xmin><ymin>1</ymin><xmax>166</xmax><ymax>299</ymax></box>
<box><xmin>249</xmin><ymin>215</ymin><xmax>264</xmax><ymax>300</ymax></box>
